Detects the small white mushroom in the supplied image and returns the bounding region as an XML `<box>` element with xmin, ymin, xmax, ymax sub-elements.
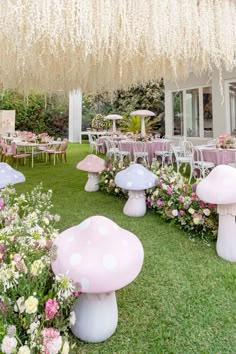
<box><xmin>115</xmin><ymin>164</ymin><xmax>156</xmax><ymax>217</ymax></box>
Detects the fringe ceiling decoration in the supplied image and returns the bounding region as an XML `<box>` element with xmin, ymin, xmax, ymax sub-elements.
<box><xmin>0</xmin><ymin>0</ymin><xmax>236</xmax><ymax>93</ymax></box>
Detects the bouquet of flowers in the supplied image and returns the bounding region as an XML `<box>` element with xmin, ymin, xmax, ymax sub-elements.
<box><xmin>0</xmin><ymin>185</ymin><xmax>77</xmax><ymax>353</ymax></box>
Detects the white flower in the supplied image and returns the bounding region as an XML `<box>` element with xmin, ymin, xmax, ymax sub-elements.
<box><xmin>114</xmin><ymin>188</ymin><xmax>119</xmax><ymax>193</ymax></box>
<box><xmin>25</xmin><ymin>296</ymin><xmax>38</xmax><ymax>314</ymax></box>
<box><xmin>69</xmin><ymin>311</ymin><xmax>76</xmax><ymax>326</ymax></box>
<box><xmin>18</xmin><ymin>345</ymin><xmax>31</xmax><ymax>354</ymax></box>
<box><xmin>54</xmin><ymin>215</ymin><xmax>60</xmax><ymax>222</ymax></box>
<box><xmin>43</xmin><ymin>217</ymin><xmax>49</xmax><ymax>225</ymax></box>
<box><xmin>61</xmin><ymin>340</ymin><xmax>70</xmax><ymax>354</ymax></box>
<box><xmin>47</xmin><ymin>336</ymin><xmax>62</xmax><ymax>354</ymax></box>
<box><xmin>153</xmin><ymin>190</ymin><xmax>159</xmax><ymax>196</ymax></box>
<box><xmin>171</xmin><ymin>209</ymin><xmax>179</xmax><ymax>217</ymax></box>
<box><xmin>188</xmin><ymin>208</ymin><xmax>195</xmax><ymax>215</ymax></box>
<box><xmin>104</xmin><ymin>180</ymin><xmax>108</xmax><ymax>184</ymax></box>
<box><xmin>15</xmin><ymin>296</ymin><xmax>25</xmax><ymax>313</ymax></box>
<box><xmin>30</xmin><ymin>259</ymin><xmax>45</xmax><ymax>276</ymax></box>
<box><xmin>203</xmin><ymin>208</ymin><xmax>211</xmax><ymax>216</ymax></box>
<box><xmin>1</xmin><ymin>336</ymin><xmax>17</xmax><ymax>354</ymax></box>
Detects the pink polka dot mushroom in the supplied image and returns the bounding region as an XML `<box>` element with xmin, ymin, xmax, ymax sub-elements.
<box><xmin>76</xmin><ymin>154</ymin><xmax>105</xmax><ymax>192</ymax></box>
<box><xmin>51</xmin><ymin>215</ymin><xmax>144</xmax><ymax>343</ymax></box>
<box><xmin>196</xmin><ymin>165</ymin><xmax>236</xmax><ymax>262</ymax></box>
<box><xmin>0</xmin><ymin>162</ymin><xmax>25</xmax><ymax>189</ymax></box>
<box><xmin>115</xmin><ymin>163</ymin><xmax>156</xmax><ymax>217</ymax></box>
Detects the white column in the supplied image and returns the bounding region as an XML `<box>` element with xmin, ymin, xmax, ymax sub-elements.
<box><xmin>69</xmin><ymin>90</ymin><xmax>82</xmax><ymax>143</ymax></box>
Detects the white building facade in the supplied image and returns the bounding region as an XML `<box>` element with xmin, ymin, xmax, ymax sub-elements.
<box><xmin>165</xmin><ymin>68</ymin><xmax>236</xmax><ymax>145</ymax></box>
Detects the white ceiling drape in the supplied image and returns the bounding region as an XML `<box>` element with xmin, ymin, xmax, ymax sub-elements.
<box><xmin>0</xmin><ymin>0</ymin><xmax>236</xmax><ymax>93</ymax></box>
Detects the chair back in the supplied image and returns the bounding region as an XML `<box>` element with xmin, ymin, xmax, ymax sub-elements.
<box><xmin>182</xmin><ymin>140</ymin><xmax>193</xmax><ymax>157</ymax></box>
<box><xmin>133</xmin><ymin>141</ymin><xmax>146</xmax><ymax>153</ymax></box>
<box><xmin>11</xmin><ymin>142</ymin><xmax>17</xmax><ymax>155</ymax></box>
<box><xmin>61</xmin><ymin>140</ymin><xmax>68</xmax><ymax>152</ymax></box>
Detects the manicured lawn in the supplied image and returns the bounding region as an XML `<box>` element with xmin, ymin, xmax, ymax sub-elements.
<box><xmin>15</xmin><ymin>144</ymin><xmax>236</xmax><ymax>353</ymax></box>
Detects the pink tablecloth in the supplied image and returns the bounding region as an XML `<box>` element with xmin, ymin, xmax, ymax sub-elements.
<box><xmin>200</xmin><ymin>148</ymin><xmax>236</xmax><ymax>165</ymax></box>
<box><xmin>119</xmin><ymin>140</ymin><xmax>171</xmax><ymax>162</ymax></box>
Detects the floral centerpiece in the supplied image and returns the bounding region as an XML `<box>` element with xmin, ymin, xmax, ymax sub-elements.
<box><xmin>217</xmin><ymin>134</ymin><xmax>235</xmax><ymax>149</ymax></box>
<box><xmin>91</xmin><ymin>114</ymin><xmax>110</xmax><ymax>131</ymax></box>
<box><xmin>0</xmin><ymin>185</ymin><xmax>77</xmax><ymax>353</ymax></box>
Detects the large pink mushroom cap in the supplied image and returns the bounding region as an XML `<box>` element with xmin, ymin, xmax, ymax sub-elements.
<box><xmin>76</xmin><ymin>154</ymin><xmax>105</xmax><ymax>173</ymax></box>
<box><xmin>196</xmin><ymin>165</ymin><xmax>236</xmax><ymax>205</ymax></box>
<box><xmin>51</xmin><ymin>216</ymin><xmax>144</xmax><ymax>293</ymax></box>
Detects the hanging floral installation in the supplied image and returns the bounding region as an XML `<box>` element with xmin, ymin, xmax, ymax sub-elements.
<box><xmin>0</xmin><ymin>0</ymin><xmax>236</xmax><ymax>93</ymax></box>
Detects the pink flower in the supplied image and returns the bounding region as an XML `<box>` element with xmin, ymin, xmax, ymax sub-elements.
<box><xmin>208</xmin><ymin>203</ymin><xmax>215</xmax><ymax>209</ymax></box>
<box><xmin>0</xmin><ymin>243</ymin><xmax>7</xmax><ymax>264</ymax></box>
<box><xmin>179</xmin><ymin>210</ymin><xmax>185</xmax><ymax>216</ymax></box>
<box><xmin>13</xmin><ymin>254</ymin><xmax>27</xmax><ymax>274</ymax></box>
<box><xmin>200</xmin><ymin>201</ymin><xmax>206</xmax><ymax>208</ymax></box>
<box><xmin>167</xmin><ymin>186</ymin><xmax>172</xmax><ymax>195</ymax></box>
<box><xmin>157</xmin><ymin>199</ymin><xmax>164</xmax><ymax>207</ymax></box>
<box><xmin>179</xmin><ymin>195</ymin><xmax>184</xmax><ymax>203</ymax></box>
<box><xmin>0</xmin><ymin>199</ymin><xmax>4</xmax><ymax>210</ymax></box>
<box><xmin>42</xmin><ymin>327</ymin><xmax>62</xmax><ymax>354</ymax></box>
<box><xmin>45</xmin><ymin>299</ymin><xmax>58</xmax><ymax>320</ymax></box>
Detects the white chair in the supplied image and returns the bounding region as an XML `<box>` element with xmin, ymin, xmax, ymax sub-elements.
<box><xmin>133</xmin><ymin>142</ymin><xmax>149</xmax><ymax>165</ymax></box>
<box><xmin>189</xmin><ymin>147</ymin><xmax>215</xmax><ymax>182</ymax></box>
<box><xmin>154</xmin><ymin>141</ymin><xmax>172</xmax><ymax>166</ymax></box>
<box><xmin>104</xmin><ymin>139</ymin><xmax>119</xmax><ymax>159</ymax></box>
<box><xmin>171</xmin><ymin>143</ymin><xmax>192</xmax><ymax>173</ymax></box>
<box><xmin>89</xmin><ymin>135</ymin><xmax>103</xmax><ymax>154</ymax></box>
<box><xmin>117</xmin><ymin>142</ymin><xmax>131</xmax><ymax>165</ymax></box>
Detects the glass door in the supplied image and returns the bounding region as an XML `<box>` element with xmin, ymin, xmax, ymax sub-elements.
<box><xmin>229</xmin><ymin>82</ymin><xmax>236</xmax><ymax>134</ymax></box>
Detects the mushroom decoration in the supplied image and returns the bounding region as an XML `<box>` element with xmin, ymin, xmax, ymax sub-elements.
<box><xmin>51</xmin><ymin>215</ymin><xmax>144</xmax><ymax>343</ymax></box>
<box><xmin>105</xmin><ymin>114</ymin><xmax>123</xmax><ymax>133</ymax></box>
<box><xmin>0</xmin><ymin>162</ymin><xmax>25</xmax><ymax>189</ymax></box>
<box><xmin>196</xmin><ymin>165</ymin><xmax>236</xmax><ymax>262</ymax></box>
<box><xmin>130</xmin><ymin>110</ymin><xmax>155</xmax><ymax>137</ymax></box>
<box><xmin>115</xmin><ymin>164</ymin><xmax>156</xmax><ymax>217</ymax></box>
<box><xmin>76</xmin><ymin>154</ymin><xmax>105</xmax><ymax>192</ymax></box>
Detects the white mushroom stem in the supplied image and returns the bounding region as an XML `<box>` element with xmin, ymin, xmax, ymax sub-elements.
<box><xmin>123</xmin><ymin>190</ymin><xmax>146</xmax><ymax>217</ymax></box>
<box><xmin>112</xmin><ymin>120</ymin><xmax>117</xmax><ymax>133</ymax></box>
<box><xmin>140</xmin><ymin>117</ymin><xmax>146</xmax><ymax>137</ymax></box>
<box><xmin>216</xmin><ymin>204</ymin><xmax>236</xmax><ymax>262</ymax></box>
<box><xmin>71</xmin><ymin>292</ymin><xmax>118</xmax><ymax>343</ymax></box>
<box><xmin>85</xmin><ymin>172</ymin><xmax>99</xmax><ymax>192</ymax></box>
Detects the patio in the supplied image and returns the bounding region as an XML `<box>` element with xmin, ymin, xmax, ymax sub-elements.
<box><xmin>12</xmin><ymin>143</ymin><xmax>236</xmax><ymax>353</ymax></box>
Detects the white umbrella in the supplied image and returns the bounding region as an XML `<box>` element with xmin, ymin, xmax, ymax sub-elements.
<box><xmin>105</xmin><ymin>114</ymin><xmax>123</xmax><ymax>133</ymax></box>
<box><xmin>130</xmin><ymin>110</ymin><xmax>155</xmax><ymax>137</ymax></box>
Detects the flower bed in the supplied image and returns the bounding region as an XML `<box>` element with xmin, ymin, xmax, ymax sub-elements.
<box><xmin>99</xmin><ymin>160</ymin><xmax>218</xmax><ymax>241</ymax></box>
<box><xmin>0</xmin><ymin>185</ymin><xmax>77</xmax><ymax>353</ymax></box>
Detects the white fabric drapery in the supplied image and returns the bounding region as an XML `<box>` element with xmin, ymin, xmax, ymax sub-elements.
<box><xmin>0</xmin><ymin>0</ymin><xmax>236</xmax><ymax>93</ymax></box>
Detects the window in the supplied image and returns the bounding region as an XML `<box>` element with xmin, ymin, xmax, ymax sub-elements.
<box><xmin>203</xmin><ymin>87</ymin><xmax>213</xmax><ymax>138</ymax></box>
<box><xmin>229</xmin><ymin>82</ymin><xmax>236</xmax><ymax>134</ymax></box>
<box><xmin>172</xmin><ymin>91</ymin><xmax>183</xmax><ymax>136</ymax></box>
<box><xmin>171</xmin><ymin>86</ymin><xmax>213</xmax><ymax>138</ymax></box>
<box><xmin>186</xmin><ymin>89</ymin><xmax>199</xmax><ymax>137</ymax></box>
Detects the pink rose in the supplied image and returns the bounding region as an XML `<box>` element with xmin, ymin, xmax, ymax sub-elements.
<box><xmin>208</xmin><ymin>203</ymin><xmax>215</xmax><ymax>209</ymax></box>
<box><xmin>179</xmin><ymin>195</ymin><xmax>184</xmax><ymax>203</ymax></box>
<box><xmin>200</xmin><ymin>201</ymin><xmax>206</xmax><ymax>208</ymax></box>
<box><xmin>45</xmin><ymin>299</ymin><xmax>58</xmax><ymax>320</ymax></box>
<box><xmin>179</xmin><ymin>210</ymin><xmax>185</xmax><ymax>216</ymax></box>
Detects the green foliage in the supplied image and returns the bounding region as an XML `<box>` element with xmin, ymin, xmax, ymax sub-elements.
<box><xmin>0</xmin><ymin>90</ymin><xmax>69</xmax><ymax>138</ymax></box>
<box><xmin>82</xmin><ymin>81</ymin><xmax>165</xmax><ymax>132</ymax></box>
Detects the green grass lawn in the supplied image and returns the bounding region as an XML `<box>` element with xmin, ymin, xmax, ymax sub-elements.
<box><xmin>15</xmin><ymin>144</ymin><xmax>236</xmax><ymax>354</ymax></box>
